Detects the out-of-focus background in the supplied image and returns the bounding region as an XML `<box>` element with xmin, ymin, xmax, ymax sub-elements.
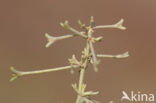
<box><xmin>0</xmin><ymin>0</ymin><xmax>156</xmax><ymax>103</ymax></box>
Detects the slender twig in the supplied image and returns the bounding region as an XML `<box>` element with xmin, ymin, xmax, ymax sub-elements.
<box><xmin>97</xmin><ymin>52</ymin><xmax>129</xmax><ymax>59</ymax></box>
<box><xmin>88</xmin><ymin>28</ymin><xmax>99</xmax><ymax>72</ymax></box>
<box><xmin>10</xmin><ymin>65</ymin><xmax>77</xmax><ymax>82</ymax></box>
<box><xmin>60</xmin><ymin>21</ymin><xmax>87</xmax><ymax>38</ymax></box>
<box><xmin>45</xmin><ymin>33</ymin><xmax>76</xmax><ymax>48</ymax></box>
<box><xmin>18</xmin><ymin>66</ymin><xmax>73</xmax><ymax>75</ymax></box>
<box><xmin>89</xmin><ymin>41</ymin><xmax>99</xmax><ymax>72</ymax></box>
<box><xmin>93</xmin><ymin>19</ymin><xmax>126</xmax><ymax>30</ymax></box>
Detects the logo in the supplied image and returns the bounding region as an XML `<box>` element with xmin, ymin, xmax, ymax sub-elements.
<box><xmin>121</xmin><ymin>91</ymin><xmax>154</xmax><ymax>102</ymax></box>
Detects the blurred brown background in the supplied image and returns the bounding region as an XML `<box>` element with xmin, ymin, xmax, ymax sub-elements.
<box><xmin>0</xmin><ymin>0</ymin><xmax>156</xmax><ymax>103</ymax></box>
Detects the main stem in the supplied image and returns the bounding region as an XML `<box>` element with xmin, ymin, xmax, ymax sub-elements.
<box><xmin>76</xmin><ymin>41</ymin><xmax>90</xmax><ymax>103</ymax></box>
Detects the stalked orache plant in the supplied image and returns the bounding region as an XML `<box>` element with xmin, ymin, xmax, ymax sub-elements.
<box><xmin>10</xmin><ymin>17</ymin><xmax>129</xmax><ymax>103</ymax></box>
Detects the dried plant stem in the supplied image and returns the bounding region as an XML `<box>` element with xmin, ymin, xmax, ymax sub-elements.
<box><xmin>76</xmin><ymin>41</ymin><xmax>90</xmax><ymax>103</ymax></box>
<box><xmin>10</xmin><ymin>65</ymin><xmax>76</xmax><ymax>82</ymax></box>
<box><xmin>45</xmin><ymin>33</ymin><xmax>77</xmax><ymax>48</ymax></box>
<box><xmin>89</xmin><ymin>41</ymin><xmax>99</xmax><ymax>72</ymax></box>
<box><xmin>94</xmin><ymin>25</ymin><xmax>118</xmax><ymax>29</ymax></box>
<box><xmin>60</xmin><ymin>21</ymin><xmax>87</xmax><ymax>39</ymax></box>
<box><xmin>76</xmin><ymin>65</ymin><xmax>86</xmax><ymax>103</ymax></box>
<box><xmin>97</xmin><ymin>52</ymin><xmax>129</xmax><ymax>59</ymax></box>
<box><xmin>19</xmin><ymin>66</ymin><xmax>72</xmax><ymax>76</ymax></box>
<box><xmin>93</xmin><ymin>19</ymin><xmax>126</xmax><ymax>30</ymax></box>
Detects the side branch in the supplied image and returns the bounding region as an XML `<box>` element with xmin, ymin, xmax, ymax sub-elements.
<box><xmin>97</xmin><ymin>52</ymin><xmax>129</xmax><ymax>58</ymax></box>
<box><xmin>45</xmin><ymin>33</ymin><xmax>76</xmax><ymax>48</ymax></box>
<box><xmin>89</xmin><ymin>41</ymin><xmax>99</xmax><ymax>72</ymax></box>
<box><xmin>60</xmin><ymin>21</ymin><xmax>88</xmax><ymax>39</ymax></box>
<box><xmin>93</xmin><ymin>19</ymin><xmax>126</xmax><ymax>30</ymax></box>
<box><xmin>10</xmin><ymin>65</ymin><xmax>76</xmax><ymax>82</ymax></box>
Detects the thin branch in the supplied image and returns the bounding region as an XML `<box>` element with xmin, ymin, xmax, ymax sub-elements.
<box><xmin>87</xmin><ymin>24</ymin><xmax>99</xmax><ymax>72</ymax></box>
<box><xmin>93</xmin><ymin>19</ymin><xmax>126</xmax><ymax>30</ymax></box>
<box><xmin>76</xmin><ymin>41</ymin><xmax>90</xmax><ymax>103</ymax></box>
<box><xmin>60</xmin><ymin>21</ymin><xmax>88</xmax><ymax>39</ymax></box>
<box><xmin>45</xmin><ymin>33</ymin><xmax>76</xmax><ymax>48</ymax></box>
<box><xmin>89</xmin><ymin>41</ymin><xmax>99</xmax><ymax>72</ymax></box>
<box><xmin>10</xmin><ymin>65</ymin><xmax>76</xmax><ymax>82</ymax></box>
<box><xmin>97</xmin><ymin>52</ymin><xmax>129</xmax><ymax>58</ymax></box>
